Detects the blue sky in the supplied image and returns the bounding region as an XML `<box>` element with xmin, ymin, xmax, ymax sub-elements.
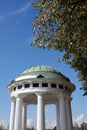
<box><xmin>0</xmin><ymin>0</ymin><xmax>87</xmax><ymax>129</ymax></box>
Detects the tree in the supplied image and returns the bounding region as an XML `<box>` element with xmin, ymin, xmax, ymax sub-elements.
<box><xmin>52</xmin><ymin>126</ymin><xmax>56</xmax><ymax>130</ymax></box>
<box><xmin>0</xmin><ymin>125</ymin><xmax>8</xmax><ymax>130</ymax></box>
<box><xmin>81</xmin><ymin>122</ymin><xmax>87</xmax><ymax>129</ymax></box>
<box><xmin>73</xmin><ymin>123</ymin><xmax>80</xmax><ymax>130</ymax></box>
<box><xmin>30</xmin><ymin>0</ymin><xmax>87</xmax><ymax>94</ymax></box>
<box><xmin>0</xmin><ymin>125</ymin><xmax>4</xmax><ymax>130</ymax></box>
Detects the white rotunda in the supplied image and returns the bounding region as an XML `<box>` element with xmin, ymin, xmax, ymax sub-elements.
<box><xmin>7</xmin><ymin>65</ymin><xmax>75</xmax><ymax>130</ymax></box>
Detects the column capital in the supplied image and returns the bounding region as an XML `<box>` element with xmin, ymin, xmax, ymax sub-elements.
<box><xmin>57</xmin><ymin>92</ymin><xmax>66</xmax><ymax>99</ymax></box>
<box><xmin>22</xmin><ymin>102</ymin><xmax>27</xmax><ymax>107</ymax></box>
<box><xmin>15</xmin><ymin>93</ymin><xmax>26</xmax><ymax>99</ymax></box>
<box><xmin>36</xmin><ymin>92</ymin><xmax>45</xmax><ymax>96</ymax></box>
<box><xmin>14</xmin><ymin>94</ymin><xmax>21</xmax><ymax>98</ymax></box>
<box><xmin>11</xmin><ymin>96</ymin><xmax>16</xmax><ymax>102</ymax></box>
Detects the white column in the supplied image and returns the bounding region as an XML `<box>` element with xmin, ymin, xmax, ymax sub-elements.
<box><xmin>36</xmin><ymin>92</ymin><xmax>45</xmax><ymax>130</ymax></box>
<box><xmin>9</xmin><ymin>97</ymin><xmax>16</xmax><ymax>130</ymax></box>
<box><xmin>59</xmin><ymin>93</ymin><xmax>68</xmax><ymax>130</ymax></box>
<box><xmin>22</xmin><ymin>104</ymin><xmax>27</xmax><ymax>130</ymax></box>
<box><xmin>56</xmin><ymin>103</ymin><xmax>60</xmax><ymax>130</ymax></box>
<box><xmin>66</xmin><ymin>96</ymin><xmax>73</xmax><ymax>130</ymax></box>
<box><xmin>14</xmin><ymin>96</ymin><xmax>22</xmax><ymax>130</ymax></box>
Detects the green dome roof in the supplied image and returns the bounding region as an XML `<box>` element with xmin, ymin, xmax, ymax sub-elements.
<box><xmin>14</xmin><ymin>65</ymin><xmax>70</xmax><ymax>82</ymax></box>
<box><xmin>20</xmin><ymin>65</ymin><xmax>59</xmax><ymax>75</ymax></box>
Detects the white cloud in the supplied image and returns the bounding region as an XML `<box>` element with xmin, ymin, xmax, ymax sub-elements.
<box><xmin>27</xmin><ymin>118</ymin><xmax>36</xmax><ymax>128</ymax></box>
<box><xmin>73</xmin><ymin>114</ymin><xmax>87</xmax><ymax>126</ymax></box>
<box><xmin>26</xmin><ymin>118</ymin><xmax>56</xmax><ymax>129</ymax></box>
<box><xmin>50</xmin><ymin>120</ymin><xmax>56</xmax><ymax>129</ymax></box>
<box><xmin>0</xmin><ymin>2</ymin><xmax>31</xmax><ymax>22</ymax></box>
<box><xmin>46</xmin><ymin>114</ymin><xmax>87</xmax><ymax>129</ymax></box>
<box><xmin>46</xmin><ymin>119</ymin><xmax>56</xmax><ymax>129</ymax></box>
<box><xmin>0</xmin><ymin>120</ymin><xmax>8</xmax><ymax>128</ymax></box>
<box><xmin>9</xmin><ymin>2</ymin><xmax>31</xmax><ymax>15</ymax></box>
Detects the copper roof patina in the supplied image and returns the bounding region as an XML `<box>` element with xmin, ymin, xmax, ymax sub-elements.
<box><xmin>14</xmin><ymin>65</ymin><xmax>70</xmax><ymax>82</ymax></box>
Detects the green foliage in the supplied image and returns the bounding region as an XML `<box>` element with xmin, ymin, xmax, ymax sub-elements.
<box><xmin>73</xmin><ymin>122</ymin><xmax>87</xmax><ymax>130</ymax></box>
<box><xmin>0</xmin><ymin>125</ymin><xmax>6</xmax><ymax>130</ymax></box>
<box><xmin>0</xmin><ymin>125</ymin><xmax>8</xmax><ymax>130</ymax></box>
<box><xmin>52</xmin><ymin>126</ymin><xmax>56</xmax><ymax>130</ymax></box>
<box><xmin>73</xmin><ymin>123</ymin><xmax>79</xmax><ymax>130</ymax></box>
<box><xmin>0</xmin><ymin>125</ymin><xmax>4</xmax><ymax>130</ymax></box>
<box><xmin>81</xmin><ymin>122</ymin><xmax>87</xmax><ymax>129</ymax></box>
<box><xmin>30</xmin><ymin>0</ymin><xmax>87</xmax><ymax>93</ymax></box>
